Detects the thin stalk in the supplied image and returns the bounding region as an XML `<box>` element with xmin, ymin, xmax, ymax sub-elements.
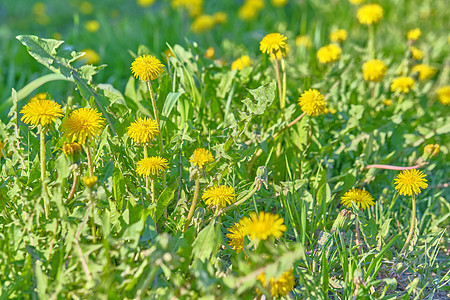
<box><xmin>274</xmin><ymin>57</ymin><xmax>285</xmax><ymax>118</ymax></box>
<box><xmin>88</xmin><ymin>190</ymin><xmax>97</xmax><ymax>242</ymax></box>
<box><xmin>368</xmin><ymin>25</ymin><xmax>375</xmax><ymax>59</ymax></box>
<box><xmin>223</xmin><ymin>183</ymin><xmax>259</xmax><ymax>213</ymax></box>
<box><xmin>355</xmin><ymin>217</ymin><xmax>362</xmax><ymax>255</ymax></box>
<box><xmin>364</xmin><ymin>164</ymin><xmax>421</xmax><ymax>171</ymax></box>
<box><xmin>144</xmin><ymin>144</ymin><xmax>150</xmax><ymax>190</ymax></box>
<box><xmin>85</xmin><ymin>141</ymin><xmax>94</xmax><ymax>177</ymax></box>
<box><xmin>146</xmin><ymin>81</ymin><xmax>166</xmax><ymax>187</ymax></box>
<box><xmin>401</xmin><ymin>194</ymin><xmax>416</xmax><ymax>253</ymax></box>
<box><xmin>281</xmin><ymin>57</ymin><xmax>287</xmax><ymax>111</ymax></box>
<box><xmin>67</xmin><ymin>170</ymin><xmax>78</xmax><ymax>202</ymax></box>
<box><xmin>183</xmin><ymin>172</ymin><xmax>200</xmax><ymax>232</ymax></box>
<box><xmin>150</xmin><ymin>178</ymin><xmax>155</xmax><ymax>204</ymax></box>
<box><xmin>40</xmin><ymin>126</ymin><xmax>50</xmax><ymax>218</ymax></box>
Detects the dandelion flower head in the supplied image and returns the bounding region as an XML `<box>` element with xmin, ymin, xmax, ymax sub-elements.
<box><xmin>349</xmin><ymin>0</ymin><xmax>365</xmax><ymax>5</ymax></box>
<box><xmin>171</xmin><ymin>0</ymin><xmax>203</xmax><ymax>17</ymax></box>
<box><xmin>437</xmin><ymin>86</ymin><xmax>450</xmax><ymax>105</ymax></box>
<box><xmin>189</xmin><ymin>148</ymin><xmax>214</xmax><ymax>169</ymax></box>
<box><xmin>239</xmin><ymin>211</ymin><xmax>287</xmax><ymax>241</ymax></box>
<box><xmin>357</xmin><ymin>4</ymin><xmax>384</xmax><ymax>25</ymax></box>
<box><xmin>136</xmin><ymin>156</ymin><xmax>169</xmax><ymax>177</ymax></box>
<box><xmin>410</xmin><ymin>46</ymin><xmax>424</xmax><ymax>60</ymax></box>
<box><xmin>128</xmin><ymin>117</ymin><xmax>159</xmax><ymax>144</ymax></box>
<box><xmin>423</xmin><ymin>144</ymin><xmax>439</xmax><ymax>158</ymax></box>
<box><xmin>298</xmin><ymin>89</ymin><xmax>327</xmax><ymax>116</ymax></box>
<box><xmin>412</xmin><ymin>64</ymin><xmax>436</xmax><ymax>81</ymax></box>
<box><xmin>317</xmin><ymin>44</ymin><xmax>341</xmax><ymax>64</ymax></box>
<box><xmin>191</xmin><ymin>14</ymin><xmax>216</xmax><ymax>33</ymax></box>
<box><xmin>226</xmin><ymin>223</ymin><xmax>245</xmax><ymax>253</ymax></box>
<box><xmin>362</xmin><ymin>59</ymin><xmax>387</xmax><ymax>82</ymax></box>
<box><xmin>231</xmin><ymin>55</ymin><xmax>253</xmax><ymax>71</ymax></box>
<box><xmin>296</xmin><ymin>35</ymin><xmax>312</xmax><ymax>49</ymax></box>
<box><xmin>204</xmin><ymin>46</ymin><xmax>215</xmax><ymax>59</ymax></box>
<box><xmin>383</xmin><ymin>99</ymin><xmax>393</xmax><ymax>106</ymax></box>
<box><xmin>394</xmin><ymin>169</ymin><xmax>428</xmax><ymax>196</ymax></box>
<box><xmin>271</xmin><ymin>0</ymin><xmax>288</xmax><ymax>7</ymax></box>
<box><xmin>62</xmin><ymin>107</ymin><xmax>105</xmax><ymax>144</ymax></box>
<box><xmin>79</xmin><ymin>1</ymin><xmax>94</xmax><ymax>14</ymax></box>
<box><xmin>391</xmin><ymin>77</ymin><xmax>415</xmax><ymax>93</ymax></box>
<box><xmin>329</xmin><ymin>29</ymin><xmax>348</xmax><ymax>43</ymax></box>
<box><xmin>131</xmin><ymin>55</ymin><xmax>164</xmax><ymax>81</ymax></box>
<box><xmin>20</xmin><ymin>95</ymin><xmax>64</xmax><ymax>128</ymax></box>
<box><xmin>202</xmin><ymin>185</ymin><xmax>235</xmax><ymax>208</ymax></box>
<box><xmin>81</xmin><ymin>49</ymin><xmax>100</xmax><ymax>65</ymax></box>
<box><xmin>213</xmin><ymin>12</ymin><xmax>227</xmax><ymax>24</ymax></box>
<box><xmin>260</xmin><ymin>33</ymin><xmax>288</xmax><ymax>55</ymax></box>
<box><xmin>137</xmin><ymin>0</ymin><xmax>155</xmax><ymax>7</ymax></box>
<box><xmin>257</xmin><ymin>269</ymin><xmax>295</xmax><ymax>298</ymax></box>
<box><xmin>407</xmin><ymin>28</ymin><xmax>421</xmax><ymax>41</ymax></box>
<box><xmin>63</xmin><ymin>142</ymin><xmax>82</xmax><ymax>157</ymax></box>
<box><xmin>340</xmin><ymin>189</ymin><xmax>375</xmax><ymax>210</ymax></box>
<box><xmin>85</xmin><ymin>20</ymin><xmax>100</xmax><ymax>32</ymax></box>
<box><xmin>83</xmin><ymin>176</ymin><xmax>98</xmax><ymax>188</ymax></box>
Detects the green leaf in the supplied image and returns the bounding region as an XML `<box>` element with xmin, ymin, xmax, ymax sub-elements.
<box><xmin>191</xmin><ymin>220</ymin><xmax>222</xmax><ymax>263</ymax></box>
<box><xmin>365</xmin><ymin>235</ymin><xmax>400</xmax><ymax>281</ymax></box>
<box><xmin>160</xmin><ymin>92</ymin><xmax>182</xmax><ymax>130</ymax></box>
<box><xmin>155</xmin><ymin>179</ymin><xmax>179</xmax><ymax>222</ymax></box>
<box><xmin>242</xmin><ymin>82</ymin><xmax>276</xmax><ymax>115</ymax></box>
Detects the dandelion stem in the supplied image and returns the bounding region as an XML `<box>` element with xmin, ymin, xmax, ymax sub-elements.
<box><xmin>40</xmin><ymin>126</ymin><xmax>50</xmax><ymax>218</ymax></box>
<box><xmin>184</xmin><ymin>171</ymin><xmax>200</xmax><ymax>233</ymax></box>
<box><xmin>85</xmin><ymin>141</ymin><xmax>94</xmax><ymax>177</ymax></box>
<box><xmin>144</xmin><ymin>144</ymin><xmax>150</xmax><ymax>190</ymax></box>
<box><xmin>401</xmin><ymin>194</ymin><xmax>416</xmax><ymax>254</ymax></box>
<box><xmin>147</xmin><ymin>81</ymin><xmax>166</xmax><ymax>187</ymax></box>
<box><xmin>67</xmin><ymin>170</ymin><xmax>78</xmax><ymax>202</ymax></box>
<box><xmin>274</xmin><ymin>57</ymin><xmax>285</xmax><ymax>118</ymax></box>
<box><xmin>355</xmin><ymin>216</ymin><xmax>362</xmax><ymax>255</ymax></box>
<box><xmin>150</xmin><ymin>177</ymin><xmax>155</xmax><ymax>204</ymax></box>
<box><xmin>223</xmin><ymin>182</ymin><xmax>259</xmax><ymax>213</ymax></box>
<box><xmin>368</xmin><ymin>24</ymin><xmax>375</xmax><ymax>59</ymax></box>
<box><xmin>364</xmin><ymin>164</ymin><xmax>421</xmax><ymax>171</ymax></box>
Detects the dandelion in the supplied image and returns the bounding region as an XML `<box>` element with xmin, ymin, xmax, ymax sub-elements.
<box><xmin>410</xmin><ymin>47</ymin><xmax>424</xmax><ymax>60</ymax></box>
<box><xmin>226</xmin><ymin>223</ymin><xmax>245</xmax><ymax>253</ymax></box>
<box><xmin>394</xmin><ymin>169</ymin><xmax>428</xmax><ymax>196</ymax></box>
<box><xmin>296</xmin><ymin>35</ymin><xmax>312</xmax><ymax>49</ymax></box>
<box><xmin>349</xmin><ymin>0</ymin><xmax>365</xmax><ymax>5</ymax></box>
<box><xmin>127</xmin><ymin>117</ymin><xmax>159</xmax><ymax>144</ymax></box>
<box><xmin>136</xmin><ymin>156</ymin><xmax>169</xmax><ymax>177</ymax></box>
<box><xmin>298</xmin><ymin>89</ymin><xmax>327</xmax><ymax>116</ymax></box>
<box><xmin>191</xmin><ymin>14</ymin><xmax>216</xmax><ymax>33</ymax></box>
<box><xmin>423</xmin><ymin>144</ymin><xmax>439</xmax><ymax>158</ymax></box>
<box><xmin>437</xmin><ymin>86</ymin><xmax>450</xmax><ymax>105</ymax></box>
<box><xmin>391</xmin><ymin>77</ymin><xmax>415</xmax><ymax>93</ymax></box>
<box><xmin>383</xmin><ymin>99</ymin><xmax>393</xmax><ymax>106</ymax></box>
<box><xmin>20</xmin><ymin>98</ymin><xmax>64</xmax><ymax>127</ymax></box>
<box><xmin>257</xmin><ymin>269</ymin><xmax>295</xmax><ymax>298</ymax></box>
<box><xmin>213</xmin><ymin>12</ymin><xmax>227</xmax><ymax>24</ymax></box>
<box><xmin>83</xmin><ymin>176</ymin><xmax>98</xmax><ymax>188</ymax></box>
<box><xmin>63</xmin><ymin>142</ymin><xmax>82</xmax><ymax>157</ymax></box>
<box><xmin>171</xmin><ymin>0</ymin><xmax>203</xmax><ymax>17</ymax></box>
<box><xmin>407</xmin><ymin>28</ymin><xmax>421</xmax><ymax>41</ymax></box>
<box><xmin>260</xmin><ymin>33</ymin><xmax>288</xmax><ymax>55</ymax></box>
<box><xmin>340</xmin><ymin>189</ymin><xmax>375</xmax><ymax>210</ymax></box>
<box><xmin>85</xmin><ymin>20</ymin><xmax>100</xmax><ymax>32</ymax></box>
<box><xmin>80</xmin><ymin>49</ymin><xmax>100</xmax><ymax>65</ymax></box>
<box><xmin>131</xmin><ymin>55</ymin><xmax>164</xmax><ymax>81</ymax></box>
<box><xmin>271</xmin><ymin>0</ymin><xmax>288</xmax><ymax>7</ymax></box>
<box><xmin>189</xmin><ymin>148</ymin><xmax>214</xmax><ymax>169</ymax></box>
<box><xmin>362</xmin><ymin>59</ymin><xmax>387</xmax><ymax>82</ymax></box>
<box><xmin>62</xmin><ymin>107</ymin><xmax>105</xmax><ymax>144</ymax></box>
<box><xmin>80</xmin><ymin>1</ymin><xmax>94</xmax><ymax>14</ymax></box>
<box><xmin>357</xmin><ymin>4</ymin><xmax>383</xmax><ymax>25</ymax></box>
<box><xmin>411</xmin><ymin>64</ymin><xmax>436</xmax><ymax>81</ymax></box>
<box><xmin>137</xmin><ymin>0</ymin><xmax>155</xmax><ymax>7</ymax></box>
<box><xmin>270</xmin><ymin>44</ymin><xmax>290</xmax><ymax>60</ymax></box>
<box><xmin>330</xmin><ymin>29</ymin><xmax>348</xmax><ymax>43</ymax></box>
<box><xmin>204</xmin><ymin>47</ymin><xmax>215</xmax><ymax>59</ymax></box>
<box><xmin>316</xmin><ymin>44</ymin><xmax>341</xmax><ymax>64</ymax></box>
<box><xmin>231</xmin><ymin>55</ymin><xmax>253</xmax><ymax>71</ymax></box>
<box><xmin>239</xmin><ymin>211</ymin><xmax>287</xmax><ymax>241</ymax></box>
<box><xmin>202</xmin><ymin>185</ymin><xmax>235</xmax><ymax>208</ymax></box>
<box><xmin>238</xmin><ymin>4</ymin><xmax>258</xmax><ymax>20</ymax></box>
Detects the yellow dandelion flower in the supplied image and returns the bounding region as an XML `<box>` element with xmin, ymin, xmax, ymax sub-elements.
<box><xmin>226</xmin><ymin>223</ymin><xmax>245</xmax><ymax>253</ymax></box>
<box><xmin>437</xmin><ymin>86</ymin><xmax>450</xmax><ymax>105</ymax></box>
<box><xmin>238</xmin><ymin>3</ymin><xmax>259</xmax><ymax>20</ymax></box>
<box><xmin>394</xmin><ymin>169</ymin><xmax>428</xmax><ymax>196</ymax></box>
<box><xmin>202</xmin><ymin>185</ymin><xmax>235</xmax><ymax>208</ymax></box>
<box><xmin>136</xmin><ymin>156</ymin><xmax>169</xmax><ymax>177</ymax></box>
<box><xmin>63</xmin><ymin>142</ymin><xmax>82</xmax><ymax>157</ymax></box>
<box><xmin>260</xmin><ymin>33</ymin><xmax>288</xmax><ymax>55</ymax></box>
<box><xmin>298</xmin><ymin>89</ymin><xmax>327</xmax><ymax>116</ymax></box>
<box><xmin>257</xmin><ymin>269</ymin><xmax>295</xmax><ymax>298</ymax></box>
<box><xmin>349</xmin><ymin>0</ymin><xmax>365</xmax><ymax>5</ymax></box>
<box><xmin>131</xmin><ymin>55</ymin><xmax>164</xmax><ymax>81</ymax></box>
<box><xmin>411</xmin><ymin>64</ymin><xmax>436</xmax><ymax>81</ymax></box>
<box><xmin>80</xmin><ymin>1</ymin><xmax>94</xmax><ymax>14</ymax></box>
<box><xmin>83</xmin><ymin>176</ymin><xmax>98</xmax><ymax>188</ymax></box>
<box><xmin>127</xmin><ymin>117</ymin><xmax>159</xmax><ymax>144</ymax></box>
<box><xmin>391</xmin><ymin>77</ymin><xmax>415</xmax><ymax>93</ymax></box>
<box><xmin>270</xmin><ymin>44</ymin><xmax>290</xmax><ymax>60</ymax></box>
<box><xmin>407</xmin><ymin>28</ymin><xmax>421</xmax><ymax>41</ymax></box>
<box><xmin>317</xmin><ymin>44</ymin><xmax>341</xmax><ymax>64</ymax></box>
<box><xmin>191</xmin><ymin>14</ymin><xmax>216</xmax><ymax>33</ymax></box>
<box><xmin>357</xmin><ymin>4</ymin><xmax>383</xmax><ymax>25</ymax></box>
<box><xmin>329</xmin><ymin>29</ymin><xmax>348</xmax><ymax>43</ymax></box>
<box><xmin>231</xmin><ymin>55</ymin><xmax>253</xmax><ymax>71</ymax></box>
<box><xmin>62</xmin><ymin>107</ymin><xmax>105</xmax><ymax>144</ymax></box>
<box><xmin>189</xmin><ymin>148</ymin><xmax>214</xmax><ymax>169</ymax></box>
<box><xmin>296</xmin><ymin>35</ymin><xmax>312</xmax><ymax>49</ymax></box>
<box><xmin>410</xmin><ymin>46</ymin><xmax>424</xmax><ymax>60</ymax></box>
<box><xmin>423</xmin><ymin>144</ymin><xmax>439</xmax><ymax>158</ymax></box>
<box><xmin>85</xmin><ymin>20</ymin><xmax>100</xmax><ymax>33</ymax></box>
<box><xmin>362</xmin><ymin>59</ymin><xmax>387</xmax><ymax>82</ymax></box>
<box><xmin>137</xmin><ymin>0</ymin><xmax>155</xmax><ymax>7</ymax></box>
<box><xmin>171</xmin><ymin>0</ymin><xmax>203</xmax><ymax>17</ymax></box>
<box><xmin>239</xmin><ymin>211</ymin><xmax>287</xmax><ymax>241</ymax></box>
<box><xmin>383</xmin><ymin>99</ymin><xmax>393</xmax><ymax>106</ymax></box>
<box><xmin>340</xmin><ymin>189</ymin><xmax>375</xmax><ymax>210</ymax></box>
<box><xmin>213</xmin><ymin>12</ymin><xmax>227</xmax><ymax>24</ymax></box>
<box><xmin>20</xmin><ymin>98</ymin><xmax>64</xmax><ymax>127</ymax></box>
<box><xmin>80</xmin><ymin>49</ymin><xmax>100</xmax><ymax>65</ymax></box>
<box><xmin>271</xmin><ymin>0</ymin><xmax>288</xmax><ymax>7</ymax></box>
<box><xmin>204</xmin><ymin>46</ymin><xmax>215</xmax><ymax>59</ymax></box>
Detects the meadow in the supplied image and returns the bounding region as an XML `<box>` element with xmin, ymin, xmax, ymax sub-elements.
<box><xmin>0</xmin><ymin>0</ymin><xmax>449</xmax><ymax>298</ymax></box>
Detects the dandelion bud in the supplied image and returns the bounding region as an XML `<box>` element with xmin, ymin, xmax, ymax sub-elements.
<box><xmin>83</xmin><ymin>176</ymin><xmax>98</xmax><ymax>189</ymax></box>
<box><xmin>423</xmin><ymin>144</ymin><xmax>439</xmax><ymax>159</ymax></box>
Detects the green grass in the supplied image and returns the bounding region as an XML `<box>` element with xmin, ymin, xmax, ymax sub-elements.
<box><xmin>0</xmin><ymin>0</ymin><xmax>449</xmax><ymax>298</ymax></box>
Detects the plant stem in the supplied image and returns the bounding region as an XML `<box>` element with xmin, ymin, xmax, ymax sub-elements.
<box><xmin>40</xmin><ymin>126</ymin><xmax>50</xmax><ymax>218</ymax></box>
<box><xmin>355</xmin><ymin>216</ymin><xmax>362</xmax><ymax>255</ymax></box>
<box><xmin>85</xmin><ymin>141</ymin><xmax>94</xmax><ymax>177</ymax></box>
<box><xmin>67</xmin><ymin>170</ymin><xmax>78</xmax><ymax>202</ymax></box>
<box><xmin>274</xmin><ymin>57</ymin><xmax>285</xmax><ymax>118</ymax></box>
<box><xmin>150</xmin><ymin>177</ymin><xmax>155</xmax><ymax>204</ymax></box>
<box><xmin>144</xmin><ymin>144</ymin><xmax>150</xmax><ymax>190</ymax></box>
<box><xmin>223</xmin><ymin>183</ymin><xmax>259</xmax><ymax>213</ymax></box>
<box><xmin>183</xmin><ymin>172</ymin><xmax>200</xmax><ymax>232</ymax></box>
<box><xmin>401</xmin><ymin>194</ymin><xmax>416</xmax><ymax>253</ymax></box>
<box><xmin>368</xmin><ymin>25</ymin><xmax>375</xmax><ymax>59</ymax></box>
<box><xmin>146</xmin><ymin>81</ymin><xmax>166</xmax><ymax>187</ymax></box>
<box><xmin>364</xmin><ymin>164</ymin><xmax>421</xmax><ymax>171</ymax></box>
